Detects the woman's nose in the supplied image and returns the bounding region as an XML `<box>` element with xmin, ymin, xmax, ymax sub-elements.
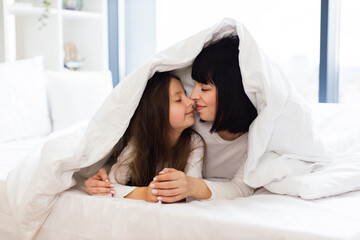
<box><xmin>190</xmin><ymin>85</ymin><xmax>200</xmax><ymax>100</ymax></box>
<box><xmin>187</xmin><ymin>97</ymin><xmax>195</xmax><ymax>106</ymax></box>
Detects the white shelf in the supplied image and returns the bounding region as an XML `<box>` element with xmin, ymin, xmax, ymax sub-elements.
<box><xmin>7</xmin><ymin>4</ymin><xmax>103</xmax><ymax>21</ymax></box>
<box><xmin>61</xmin><ymin>9</ymin><xmax>103</xmax><ymax>20</ymax></box>
<box><xmin>7</xmin><ymin>4</ymin><xmax>57</xmax><ymax>17</ymax></box>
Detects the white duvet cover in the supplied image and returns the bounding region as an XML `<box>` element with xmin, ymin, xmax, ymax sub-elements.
<box><xmin>6</xmin><ymin>18</ymin><xmax>360</xmax><ymax>239</ymax></box>
<box><xmin>2</xmin><ymin>183</ymin><xmax>360</xmax><ymax>240</ymax></box>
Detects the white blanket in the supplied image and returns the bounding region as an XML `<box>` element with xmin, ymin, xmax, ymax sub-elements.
<box><xmin>6</xmin><ymin>18</ymin><xmax>360</xmax><ymax>239</ymax></box>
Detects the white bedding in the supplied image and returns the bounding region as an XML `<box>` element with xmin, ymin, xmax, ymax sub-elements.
<box><xmin>2</xmin><ymin>153</ymin><xmax>360</xmax><ymax>240</ymax></box>
<box><xmin>0</xmin><ymin>137</ymin><xmax>48</xmax><ymax>214</ymax></box>
<box><xmin>0</xmin><ymin>136</ymin><xmax>48</xmax><ymax>240</ymax></box>
<box><xmin>1</xmin><ymin>101</ymin><xmax>359</xmax><ymax>240</ymax></box>
<box><xmin>0</xmin><ymin>122</ymin><xmax>89</xmax><ymax>239</ymax></box>
<box><xmin>4</xmin><ymin>18</ymin><xmax>360</xmax><ymax>239</ymax></box>
<box><xmin>2</xmin><ymin>179</ymin><xmax>360</xmax><ymax>239</ymax></box>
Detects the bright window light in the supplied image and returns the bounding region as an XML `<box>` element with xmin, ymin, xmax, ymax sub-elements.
<box><xmin>156</xmin><ymin>0</ymin><xmax>320</xmax><ymax>103</ymax></box>
<box><xmin>339</xmin><ymin>0</ymin><xmax>360</xmax><ymax>104</ymax></box>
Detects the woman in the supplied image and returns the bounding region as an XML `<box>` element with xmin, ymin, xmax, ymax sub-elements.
<box><xmin>85</xmin><ymin>36</ymin><xmax>257</xmax><ymax>202</ymax></box>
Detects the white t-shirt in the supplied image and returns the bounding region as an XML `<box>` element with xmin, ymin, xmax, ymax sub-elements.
<box><xmin>109</xmin><ymin>134</ymin><xmax>204</xmax><ymax>198</ymax></box>
<box><xmin>193</xmin><ymin>117</ymin><xmax>254</xmax><ymax>200</ymax></box>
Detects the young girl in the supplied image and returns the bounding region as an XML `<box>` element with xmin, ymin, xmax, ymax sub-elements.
<box><xmin>97</xmin><ymin>71</ymin><xmax>204</xmax><ymax>202</ymax></box>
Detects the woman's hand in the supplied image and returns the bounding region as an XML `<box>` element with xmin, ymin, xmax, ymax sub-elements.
<box><xmin>146</xmin><ymin>181</ymin><xmax>160</xmax><ymax>203</ymax></box>
<box><xmin>84</xmin><ymin>168</ymin><xmax>115</xmax><ymax>196</ymax></box>
<box><xmin>151</xmin><ymin>168</ymin><xmax>212</xmax><ymax>202</ymax></box>
<box><xmin>150</xmin><ymin>168</ymin><xmax>191</xmax><ymax>203</ymax></box>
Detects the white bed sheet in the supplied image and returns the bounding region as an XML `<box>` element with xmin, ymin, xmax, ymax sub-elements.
<box><xmin>2</xmin><ymin>181</ymin><xmax>360</xmax><ymax>240</ymax></box>
<box><xmin>35</xmin><ymin>186</ymin><xmax>360</xmax><ymax>240</ymax></box>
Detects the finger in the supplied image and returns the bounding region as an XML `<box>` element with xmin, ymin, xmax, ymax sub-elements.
<box><xmin>158</xmin><ymin>195</ymin><xmax>184</xmax><ymax>203</ymax></box>
<box><xmin>147</xmin><ymin>190</ymin><xmax>159</xmax><ymax>203</ymax></box>
<box><xmin>154</xmin><ymin>172</ymin><xmax>180</xmax><ymax>182</ymax></box>
<box><xmin>86</xmin><ymin>187</ymin><xmax>115</xmax><ymax>196</ymax></box>
<box><xmin>86</xmin><ymin>179</ymin><xmax>113</xmax><ymax>188</ymax></box>
<box><xmin>155</xmin><ymin>188</ymin><xmax>183</xmax><ymax>197</ymax></box>
<box><xmin>159</xmin><ymin>168</ymin><xmax>176</xmax><ymax>174</ymax></box>
<box><xmin>151</xmin><ymin>195</ymin><xmax>159</xmax><ymax>203</ymax></box>
<box><xmin>152</xmin><ymin>180</ymin><xmax>182</xmax><ymax>190</ymax></box>
<box><xmin>98</xmin><ymin>168</ymin><xmax>110</xmax><ymax>181</ymax></box>
<box><xmin>149</xmin><ymin>181</ymin><xmax>156</xmax><ymax>188</ymax></box>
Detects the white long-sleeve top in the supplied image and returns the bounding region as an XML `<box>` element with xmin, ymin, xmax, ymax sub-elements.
<box><xmin>193</xmin><ymin>116</ymin><xmax>254</xmax><ymax>200</ymax></box>
<box><xmin>109</xmin><ymin>134</ymin><xmax>204</xmax><ymax>198</ymax></box>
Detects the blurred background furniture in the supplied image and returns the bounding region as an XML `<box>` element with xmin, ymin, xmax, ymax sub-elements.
<box><xmin>0</xmin><ymin>0</ymin><xmax>108</xmax><ymax>71</ymax></box>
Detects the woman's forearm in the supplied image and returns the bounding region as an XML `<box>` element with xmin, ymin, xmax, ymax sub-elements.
<box><xmin>187</xmin><ymin>177</ymin><xmax>212</xmax><ymax>199</ymax></box>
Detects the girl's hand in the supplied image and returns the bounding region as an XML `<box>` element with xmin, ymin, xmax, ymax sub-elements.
<box><xmin>84</xmin><ymin>168</ymin><xmax>115</xmax><ymax>196</ymax></box>
<box><xmin>150</xmin><ymin>168</ymin><xmax>191</xmax><ymax>203</ymax></box>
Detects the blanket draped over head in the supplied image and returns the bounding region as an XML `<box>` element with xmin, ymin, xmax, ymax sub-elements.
<box><xmin>6</xmin><ymin>18</ymin><xmax>360</xmax><ymax>239</ymax></box>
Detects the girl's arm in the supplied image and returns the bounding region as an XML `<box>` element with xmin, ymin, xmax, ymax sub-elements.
<box><xmin>86</xmin><ymin>142</ymin><xmax>159</xmax><ymax>202</ymax></box>
<box><xmin>151</xmin><ymin>135</ymin><xmax>212</xmax><ymax>202</ymax></box>
<box><xmin>84</xmin><ymin>168</ymin><xmax>114</xmax><ymax>196</ymax></box>
<box><xmin>153</xmin><ymin>159</ymin><xmax>254</xmax><ymax>202</ymax></box>
<box><xmin>109</xmin><ymin>170</ymin><xmax>159</xmax><ymax>202</ymax></box>
<box><xmin>123</xmin><ymin>183</ymin><xmax>158</xmax><ymax>202</ymax></box>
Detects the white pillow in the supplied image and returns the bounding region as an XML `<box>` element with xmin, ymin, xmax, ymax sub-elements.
<box><xmin>0</xmin><ymin>57</ymin><xmax>52</xmax><ymax>142</ymax></box>
<box><xmin>46</xmin><ymin>70</ymin><xmax>113</xmax><ymax>131</ymax></box>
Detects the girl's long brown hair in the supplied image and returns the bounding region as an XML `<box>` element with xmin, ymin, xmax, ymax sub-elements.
<box><xmin>112</xmin><ymin>71</ymin><xmax>201</xmax><ymax>187</ymax></box>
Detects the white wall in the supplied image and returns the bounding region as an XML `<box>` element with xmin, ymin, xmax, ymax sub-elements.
<box><xmin>0</xmin><ymin>1</ymin><xmax>5</xmax><ymax>62</ymax></box>
<box><xmin>124</xmin><ymin>0</ymin><xmax>156</xmax><ymax>75</ymax></box>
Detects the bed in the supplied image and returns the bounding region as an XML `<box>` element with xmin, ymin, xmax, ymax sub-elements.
<box><xmin>1</xmin><ymin>19</ymin><xmax>360</xmax><ymax>240</ymax></box>
<box><xmin>1</xmin><ymin>141</ymin><xmax>360</xmax><ymax>239</ymax></box>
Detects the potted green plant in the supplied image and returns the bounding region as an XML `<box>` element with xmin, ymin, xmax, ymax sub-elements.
<box><xmin>38</xmin><ymin>0</ymin><xmax>51</xmax><ymax>30</ymax></box>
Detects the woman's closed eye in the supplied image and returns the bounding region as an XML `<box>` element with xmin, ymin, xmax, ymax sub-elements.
<box><xmin>200</xmin><ymin>83</ymin><xmax>212</xmax><ymax>92</ymax></box>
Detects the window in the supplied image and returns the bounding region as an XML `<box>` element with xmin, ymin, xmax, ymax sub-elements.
<box><xmin>156</xmin><ymin>0</ymin><xmax>321</xmax><ymax>103</ymax></box>
<box><xmin>339</xmin><ymin>0</ymin><xmax>360</xmax><ymax>104</ymax></box>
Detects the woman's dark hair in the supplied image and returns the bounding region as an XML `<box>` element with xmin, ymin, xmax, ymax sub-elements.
<box><xmin>112</xmin><ymin>71</ymin><xmax>202</xmax><ymax>187</ymax></box>
<box><xmin>191</xmin><ymin>35</ymin><xmax>258</xmax><ymax>134</ymax></box>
